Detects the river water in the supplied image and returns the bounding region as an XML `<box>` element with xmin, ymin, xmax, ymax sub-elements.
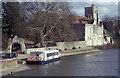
<box><xmin>13</xmin><ymin>49</ymin><xmax>118</xmax><ymax>76</ymax></box>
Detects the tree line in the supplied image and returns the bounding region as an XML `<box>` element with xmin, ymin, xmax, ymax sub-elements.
<box><xmin>102</xmin><ymin>15</ymin><xmax>120</xmax><ymax>40</ymax></box>
<box><xmin>2</xmin><ymin>2</ymin><xmax>79</xmax><ymax>48</ymax></box>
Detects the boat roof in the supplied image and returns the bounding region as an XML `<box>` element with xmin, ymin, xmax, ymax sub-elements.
<box><xmin>30</xmin><ymin>50</ymin><xmax>59</xmax><ymax>54</ymax></box>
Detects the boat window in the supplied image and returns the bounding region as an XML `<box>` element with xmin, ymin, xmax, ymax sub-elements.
<box><xmin>47</xmin><ymin>53</ymin><xmax>53</xmax><ymax>57</ymax></box>
<box><xmin>30</xmin><ymin>52</ymin><xmax>36</xmax><ymax>56</ymax></box>
<box><xmin>36</xmin><ymin>54</ymin><xmax>39</xmax><ymax>57</ymax></box>
<box><xmin>47</xmin><ymin>52</ymin><xmax>58</xmax><ymax>57</ymax></box>
<box><xmin>30</xmin><ymin>52</ymin><xmax>43</xmax><ymax>56</ymax></box>
<box><xmin>54</xmin><ymin>52</ymin><xmax>58</xmax><ymax>55</ymax></box>
<box><xmin>47</xmin><ymin>54</ymin><xmax>50</xmax><ymax>57</ymax></box>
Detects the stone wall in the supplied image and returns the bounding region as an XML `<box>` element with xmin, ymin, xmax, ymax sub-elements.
<box><xmin>1</xmin><ymin>58</ymin><xmax>18</xmax><ymax>72</ymax></box>
<box><xmin>56</xmin><ymin>41</ymin><xmax>87</xmax><ymax>51</ymax></box>
<box><xmin>26</xmin><ymin>41</ymin><xmax>87</xmax><ymax>54</ymax></box>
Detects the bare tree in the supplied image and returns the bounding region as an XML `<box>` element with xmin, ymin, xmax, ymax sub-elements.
<box><xmin>19</xmin><ymin>2</ymin><xmax>79</xmax><ymax>47</ymax></box>
<box><xmin>102</xmin><ymin>15</ymin><xmax>119</xmax><ymax>39</ymax></box>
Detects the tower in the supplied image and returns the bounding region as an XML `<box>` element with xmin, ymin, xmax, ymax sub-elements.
<box><xmin>85</xmin><ymin>4</ymin><xmax>99</xmax><ymax>25</ymax></box>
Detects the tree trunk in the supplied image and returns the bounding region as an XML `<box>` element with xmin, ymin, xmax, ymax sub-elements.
<box><xmin>40</xmin><ymin>29</ymin><xmax>45</xmax><ymax>47</ymax></box>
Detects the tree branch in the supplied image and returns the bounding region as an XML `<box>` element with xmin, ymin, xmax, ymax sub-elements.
<box><xmin>44</xmin><ymin>25</ymin><xmax>56</xmax><ymax>38</ymax></box>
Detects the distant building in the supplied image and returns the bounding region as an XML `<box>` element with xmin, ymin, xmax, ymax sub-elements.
<box><xmin>72</xmin><ymin>4</ymin><xmax>113</xmax><ymax>46</ymax></box>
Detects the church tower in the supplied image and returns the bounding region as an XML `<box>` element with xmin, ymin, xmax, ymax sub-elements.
<box><xmin>85</xmin><ymin>4</ymin><xmax>99</xmax><ymax>25</ymax></box>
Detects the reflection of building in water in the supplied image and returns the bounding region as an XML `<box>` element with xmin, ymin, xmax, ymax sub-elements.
<box><xmin>72</xmin><ymin>4</ymin><xmax>113</xmax><ymax>46</ymax></box>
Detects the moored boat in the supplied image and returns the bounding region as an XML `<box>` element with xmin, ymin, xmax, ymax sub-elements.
<box><xmin>26</xmin><ymin>50</ymin><xmax>60</xmax><ymax>64</ymax></box>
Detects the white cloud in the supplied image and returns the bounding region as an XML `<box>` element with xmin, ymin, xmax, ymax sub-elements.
<box><xmin>71</xmin><ymin>2</ymin><xmax>118</xmax><ymax>20</ymax></box>
<box><xmin>98</xmin><ymin>7</ymin><xmax>110</xmax><ymax>14</ymax></box>
<box><xmin>72</xmin><ymin>8</ymin><xmax>84</xmax><ymax>16</ymax></box>
<box><xmin>92</xmin><ymin>2</ymin><xmax>118</xmax><ymax>6</ymax></box>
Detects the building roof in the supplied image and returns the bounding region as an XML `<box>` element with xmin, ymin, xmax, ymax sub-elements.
<box><xmin>104</xmin><ymin>34</ymin><xmax>110</xmax><ymax>37</ymax></box>
<box><xmin>73</xmin><ymin>16</ymin><xmax>86</xmax><ymax>20</ymax></box>
<box><xmin>72</xmin><ymin>15</ymin><xmax>94</xmax><ymax>24</ymax></box>
<box><xmin>81</xmin><ymin>21</ymin><xmax>88</xmax><ymax>24</ymax></box>
<box><xmin>104</xmin><ymin>29</ymin><xmax>113</xmax><ymax>38</ymax></box>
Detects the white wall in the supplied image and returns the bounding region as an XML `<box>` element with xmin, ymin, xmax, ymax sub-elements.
<box><xmin>85</xmin><ymin>24</ymin><xmax>104</xmax><ymax>46</ymax></box>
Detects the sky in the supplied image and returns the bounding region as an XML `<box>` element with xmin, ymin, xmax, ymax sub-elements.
<box><xmin>70</xmin><ymin>2</ymin><xmax>118</xmax><ymax>21</ymax></box>
<box><xmin>1</xmin><ymin>0</ymin><xmax>119</xmax><ymax>20</ymax></box>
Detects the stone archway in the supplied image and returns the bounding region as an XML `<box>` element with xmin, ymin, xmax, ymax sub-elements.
<box><xmin>12</xmin><ymin>42</ymin><xmax>22</xmax><ymax>53</ymax></box>
<box><xmin>7</xmin><ymin>35</ymin><xmax>26</xmax><ymax>54</ymax></box>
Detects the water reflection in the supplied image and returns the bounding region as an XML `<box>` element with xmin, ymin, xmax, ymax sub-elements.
<box><xmin>43</xmin><ymin>64</ymin><xmax>48</xmax><ymax>74</ymax></box>
<box><xmin>53</xmin><ymin>61</ymin><xmax>60</xmax><ymax>64</ymax></box>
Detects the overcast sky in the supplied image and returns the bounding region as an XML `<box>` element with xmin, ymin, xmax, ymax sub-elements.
<box><xmin>70</xmin><ymin>2</ymin><xmax>118</xmax><ymax>21</ymax></box>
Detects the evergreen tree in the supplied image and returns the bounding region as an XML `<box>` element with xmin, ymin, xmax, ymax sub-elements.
<box><xmin>2</xmin><ymin>2</ymin><xmax>21</xmax><ymax>38</ymax></box>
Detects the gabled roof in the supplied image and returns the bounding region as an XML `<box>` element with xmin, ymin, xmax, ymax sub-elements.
<box><xmin>73</xmin><ymin>16</ymin><xmax>86</xmax><ymax>20</ymax></box>
<box><xmin>72</xmin><ymin>15</ymin><xmax>94</xmax><ymax>24</ymax></box>
<box><xmin>104</xmin><ymin>34</ymin><xmax>110</xmax><ymax>37</ymax></box>
<box><xmin>104</xmin><ymin>29</ymin><xmax>113</xmax><ymax>38</ymax></box>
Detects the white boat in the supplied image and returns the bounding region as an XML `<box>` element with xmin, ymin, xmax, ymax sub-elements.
<box><xmin>26</xmin><ymin>50</ymin><xmax>60</xmax><ymax>64</ymax></box>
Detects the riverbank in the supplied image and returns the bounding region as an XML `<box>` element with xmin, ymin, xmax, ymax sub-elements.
<box><xmin>95</xmin><ymin>43</ymin><xmax>120</xmax><ymax>50</ymax></box>
<box><xmin>2</xmin><ymin>48</ymin><xmax>102</xmax><ymax>76</ymax></box>
<box><xmin>2</xmin><ymin>64</ymin><xmax>30</xmax><ymax>76</ymax></box>
<box><xmin>61</xmin><ymin>49</ymin><xmax>102</xmax><ymax>57</ymax></box>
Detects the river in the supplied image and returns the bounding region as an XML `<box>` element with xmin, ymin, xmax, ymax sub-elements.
<box><xmin>13</xmin><ymin>49</ymin><xmax>118</xmax><ymax>76</ymax></box>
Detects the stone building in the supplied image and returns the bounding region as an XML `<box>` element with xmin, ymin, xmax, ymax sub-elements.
<box><xmin>7</xmin><ymin>35</ymin><xmax>26</xmax><ymax>53</ymax></box>
<box><xmin>72</xmin><ymin>4</ymin><xmax>112</xmax><ymax>46</ymax></box>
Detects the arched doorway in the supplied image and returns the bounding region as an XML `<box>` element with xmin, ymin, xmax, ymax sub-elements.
<box><xmin>7</xmin><ymin>35</ymin><xmax>26</xmax><ymax>54</ymax></box>
<box><xmin>12</xmin><ymin>43</ymin><xmax>22</xmax><ymax>54</ymax></box>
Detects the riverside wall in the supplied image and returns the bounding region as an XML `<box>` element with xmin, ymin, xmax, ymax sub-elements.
<box><xmin>26</xmin><ymin>41</ymin><xmax>87</xmax><ymax>54</ymax></box>
<box><xmin>56</xmin><ymin>41</ymin><xmax>87</xmax><ymax>51</ymax></box>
